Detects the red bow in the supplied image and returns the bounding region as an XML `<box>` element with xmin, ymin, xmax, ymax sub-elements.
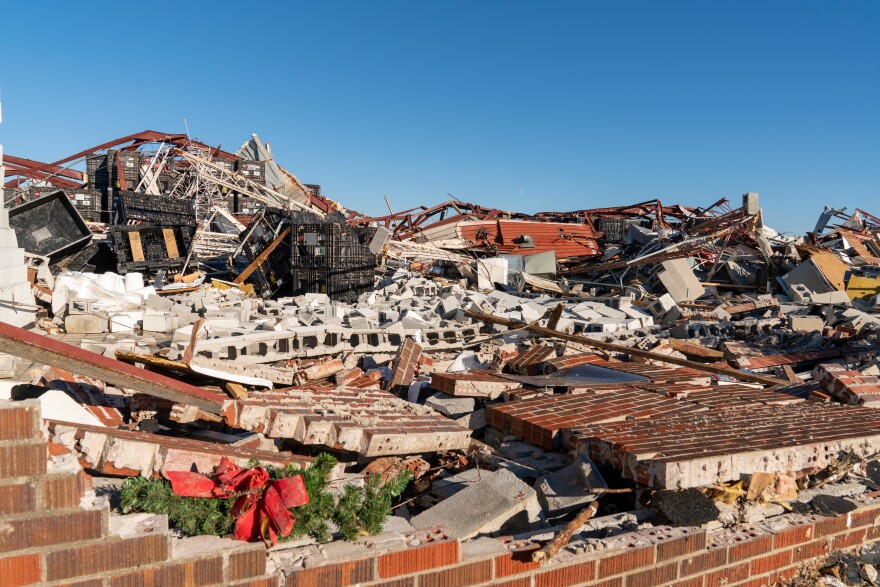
<box><xmin>165</xmin><ymin>457</ymin><xmax>309</xmax><ymax>545</ymax></box>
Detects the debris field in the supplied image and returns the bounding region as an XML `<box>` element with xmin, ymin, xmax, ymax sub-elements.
<box><xmin>3</xmin><ymin>130</ymin><xmax>880</xmax><ymax>586</ymax></box>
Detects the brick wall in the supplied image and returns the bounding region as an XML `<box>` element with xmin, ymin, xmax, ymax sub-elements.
<box><xmin>280</xmin><ymin>507</ymin><xmax>880</xmax><ymax>587</ymax></box>
<box><xmin>0</xmin><ymin>400</ymin><xmax>276</xmax><ymax>587</ymax></box>
<box><xmin>4</xmin><ymin>398</ymin><xmax>880</xmax><ymax>587</ymax></box>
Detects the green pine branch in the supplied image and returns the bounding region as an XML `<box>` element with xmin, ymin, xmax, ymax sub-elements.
<box><xmin>120</xmin><ymin>453</ymin><xmax>413</xmax><ymax>544</ymax></box>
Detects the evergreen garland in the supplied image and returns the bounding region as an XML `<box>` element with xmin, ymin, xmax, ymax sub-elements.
<box><xmin>119</xmin><ymin>452</ymin><xmax>413</xmax><ymax>544</ymax></box>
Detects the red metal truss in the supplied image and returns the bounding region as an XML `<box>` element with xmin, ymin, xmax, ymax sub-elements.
<box><xmin>349</xmin><ymin>200</ymin><xmax>532</xmax><ymax>239</ymax></box>
<box><xmin>3</xmin><ymin>130</ymin><xmax>240</xmax><ymax>189</ymax></box>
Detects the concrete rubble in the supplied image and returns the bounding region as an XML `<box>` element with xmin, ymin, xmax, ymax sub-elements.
<box><xmin>4</xmin><ymin>131</ymin><xmax>880</xmax><ymax>584</ymax></box>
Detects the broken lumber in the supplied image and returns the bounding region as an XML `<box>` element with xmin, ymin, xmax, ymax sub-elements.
<box><xmin>465</xmin><ymin>310</ymin><xmax>790</xmax><ymax>387</ymax></box>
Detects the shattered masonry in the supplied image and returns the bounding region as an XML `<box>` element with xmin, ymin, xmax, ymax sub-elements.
<box><xmin>2</xmin><ymin>129</ymin><xmax>880</xmax><ymax>586</ymax></box>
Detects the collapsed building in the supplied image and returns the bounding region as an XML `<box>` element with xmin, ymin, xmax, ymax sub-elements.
<box><xmin>2</xmin><ymin>130</ymin><xmax>880</xmax><ymax>586</ymax></box>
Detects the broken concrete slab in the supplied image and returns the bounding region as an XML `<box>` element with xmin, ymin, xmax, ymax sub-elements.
<box><xmin>411</xmin><ymin>468</ymin><xmax>540</xmax><ymax>539</ymax></box>
<box><xmin>534</xmin><ymin>455</ymin><xmax>607</xmax><ymax>516</ymax></box>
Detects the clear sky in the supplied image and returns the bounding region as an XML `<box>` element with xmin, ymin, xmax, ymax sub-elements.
<box><xmin>1</xmin><ymin>1</ymin><xmax>878</xmax><ymax>233</ymax></box>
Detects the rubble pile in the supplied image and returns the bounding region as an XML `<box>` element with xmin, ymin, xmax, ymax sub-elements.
<box><xmin>4</xmin><ymin>130</ymin><xmax>880</xmax><ymax>586</ymax></box>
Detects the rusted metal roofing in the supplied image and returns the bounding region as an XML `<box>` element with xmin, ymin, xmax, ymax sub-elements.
<box><xmin>456</xmin><ymin>219</ymin><xmax>601</xmax><ymax>258</ymax></box>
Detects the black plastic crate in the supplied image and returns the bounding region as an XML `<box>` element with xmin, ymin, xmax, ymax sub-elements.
<box><xmin>290</xmin><ymin>266</ymin><xmax>376</xmax><ymax>303</ymax></box>
<box><xmin>86</xmin><ymin>153</ymin><xmax>109</xmax><ymax>188</ymax></box>
<box><xmin>8</xmin><ymin>190</ymin><xmax>92</xmax><ymax>263</ymax></box>
<box><xmin>594</xmin><ymin>217</ymin><xmax>653</xmax><ymax>243</ymax></box>
<box><xmin>117</xmin><ymin>151</ymin><xmax>143</xmax><ymax>188</ymax></box>
<box><xmin>109</xmin><ymin>224</ymin><xmax>195</xmax><ymax>274</ymax></box>
<box><xmin>64</xmin><ymin>189</ymin><xmax>103</xmax><ymax>222</ymax></box>
<box><xmin>237</xmin><ymin>160</ymin><xmax>266</xmax><ymax>185</ymax></box>
<box><xmin>239</xmin><ymin>210</ymin><xmax>292</xmax><ymax>296</ymax></box>
<box><xmin>235</xmin><ymin>195</ymin><xmax>265</xmax><ymax>215</ymax></box>
<box><xmin>290</xmin><ymin>222</ymin><xmax>377</xmax><ymax>269</ymax></box>
<box><xmin>114</xmin><ymin>191</ymin><xmax>196</xmax><ymax>226</ymax></box>
<box><xmin>3</xmin><ymin>188</ymin><xmax>24</xmax><ymax>208</ymax></box>
<box><xmin>208</xmin><ymin>158</ymin><xmax>236</xmax><ymax>178</ymax></box>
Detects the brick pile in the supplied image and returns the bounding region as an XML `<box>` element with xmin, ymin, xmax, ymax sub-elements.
<box><xmin>221</xmin><ymin>386</ymin><xmax>473</xmax><ymax>456</ymax></box>
<box><xmin>45</xmin><ymin>419</ymin><xmax>319</xmax><ymax>479</ymax></box>
<box><xmin>578</xmin><ymin>402</ymin><xmax>880</xmax><ymax>488</ymax></box>
<box><xmin>814</xmin><ymin>362</ymin><xmax>880</xmax><ymax>406</ymax></box>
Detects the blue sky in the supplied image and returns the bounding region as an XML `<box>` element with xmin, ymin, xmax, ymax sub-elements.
<box><xmin>1</xmin><ymin>1</ymin><xmax>878</xmax><ymax>233</ymax></box>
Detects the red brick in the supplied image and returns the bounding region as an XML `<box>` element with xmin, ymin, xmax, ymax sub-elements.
<box><xmin>772</xmin><ymin>523</ymin><xmax>814</xmax><ymax>548</ymax></box>
<box><xmin>0</xmin><ymin>553</ymin><xmax>41</xmax><ymax>587</ymax></box>
<box><xmin>833</xmin><ymin>528</ymin><xmax>868</xmax><ymax>549</ymax></box>
<box><xmin>850</xmin><ymin>506</ymin><xmax>880</xmax><ymax>528</ymax></box>
<box><xmin>286</xmin><ymin>558</ymin><xmax>374</xmax><ymax>587</ymax></box>
<box><xmin>0</xmin><ymin>442</ymin><xmax>46</xmax><ymax>479</ymax></box>
<box><xmin>732</xmin><ymin>578</ymin><xmax>772</xmax><ymax>587</ymax></box>
<box><xmin>110</xmin><ymin>557</ymin><xmax>225</xmax><ymax>587</ymax></box>
<box><xmin>46</xmin><ymin>534</ymin><xmax>169</xmax><ymax>581</ymax></box>
<box><xmin>228</xmin><ymin>579</ymin><xmax>281</xmax><ymax>587</ymax></box>
<box><xmin>656</xmin><ymin>531</ymin><xmax>707</xmax><ymax>561</ymax></box>
<box><xmin>64</xmin><ymin>580</ymin><xmax>105</xmax><ymax>587</ymax></box>
<box><xmin>728</xmin><ymin>534</ymin><xmax>772</xmax><ymax>563</ymax></box>
<box><xmin>495</xmin><ymin>547</ymin><xmax>541</xmax><ymax>578</ymax></box>
<box><xmin>769</xmin><ymin>564</ymin><xmax>801</xmax><ymax>585</ymax></box>
<box><xmin>419</xmin><ymin>560</ymin><xmax>492</xmax><ymax>587</ymax></box>
<box><xmin>792</xmin><ymin>539</ymin><xmax>831</xmax><ymax>563</ymax></box>
<box><xmin>377</xmin><ymin>540</ymin><xmax>459</xmax><ymax>578</ymax></box>
<box><xmin>679</xmin><ymin>547</ymin><xmax>727</xmax><ymax>577</ymax></box>
<box><xmin>0</xmin><ymin>406</ymin><xmax>38</xmax><ymax>442</ymax></box>
<box><xmin>749</xmin><ymin>550</ymin><xmax>792</xmax><ymax>576</ymax></box>
<box><xmin>626</xmin><ymin>561</ymin><xmax>677</xmax><ymax>587</ymax></box>
<box><xmin>598</xmin><ymin>545</ymin><xmax>655</xmax><ymax>578</ymax></box>
<box><xmin>229</xmin><ymin>548</ymin><xmax>266</xmax><ymax>581</ymax></box>
<box><xmin>0</xmin><ymin>482</ymin><xmax>36</xmax><ymax>516</ymax></box>
<box><xmin>0</xmin><ymin>508</ymin><xmax>104</xmax><ymax>554</ymax></box>
<box><xmin>814</xmin><ymin>514</ymin><xmax>850</xmax><ymax>537</ymax></box>
<box><xmin>705</xmin><ymin>563</ymin><xmax>749</xmax><ymax>587</ymax></box>
<box><xmin>39</xmin><ymin>473</ymin><xmax>85</xmax><ymax>510</ymax></box>
<box><xmin>534</xmin><ymin>560</ymin><xmax>597</xmax><ymax>587</ymax></box>
<box><xmin>487</xmin><ymin>579</ymin><xmax>532</xmax><ymax>587</ymax></box>
<box><xmin>667</xmin><ymin>578</ymin><xmax>704</xmax><ymax>587</ymax></box>
<box><xmin>583</xmin><ymin>579</ymin><xmax>623</xmax><ymax>587</ymax></box>
<box><xmin>365</xmin><ymin>579</ymin><xmax>415</xmax><ymax>587</ymax></box>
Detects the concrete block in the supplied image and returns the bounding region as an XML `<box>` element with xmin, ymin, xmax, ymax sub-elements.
<box><xmin>534</xmin><ymin>455</ymin><xmax>607</xmax><ymax>516</ymax></box>
<box><xmin>66</xmin><ymin>313</ymin><xmax>109</xmax><ymax>334</ymax></box>
<box><xmin>648</xmin><ymin>294</ymin><xmax>677</xmax><ymax>318</ymax></box>
<box><xmin>742</xmin><ymin>192</ymin><xmax>760</xmax><ymax>215</ymax></box>
<box><xmin>477</xmin><ymin>257</ymin><xmax>509</xmax><ymax>290</ymax></box>
<box><xmin>145</xmin><ymin>294</ymin><xmax>174</xmax><ymax>311</ymax></box>
<box><xmin>810</xmin><ymin>290</ymin><xmax>851</xmax><ymax>305</ymax></box>
<box><xmin>425</xmin><ymin>393</ymin><xmax>475</xmax><ymax>418</ymax></box>
<box><xmin>455</xmin><ymin>409</ymin><xmax>486</xmax><ymax>430</ymax></box>
<box><xmin>657</xmin><ymin>259</ymin><xmax>705</xmax><ymax>302</ymax></box>
<box><xmin>109</xmin><ymin>311</ymin><xmax>143</xmax><ymax>333</ymax></box>
<box><xmin>788</xmin><ymin>315</ymin><xmax>825</xmax><ymax>332</ymax></box>
<box><xmin>412</xmin><ymin>468</ymin><xmax>539</xmax><ymax>538</ymax></box>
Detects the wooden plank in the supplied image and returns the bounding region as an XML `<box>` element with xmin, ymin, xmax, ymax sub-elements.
<box><xmin>224</xmin><ymin>382</ymin><xmax>249</xmax><ymax>400</ymax></box>
<box><xmin>234</xmin><ymin>226</ymin><xmax>292</xmax><ymax>285</ymax></box>
<box><xmin>162</xmin><ymin>228</ymin><xmax>180</xmax><ymax>258</ymax></box>
<box><xmin>128</xmin><ymin>231</ymin><xmax>144</xmax><ymax>261</ymax></box>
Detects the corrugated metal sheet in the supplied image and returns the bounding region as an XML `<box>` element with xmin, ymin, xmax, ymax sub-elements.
<box><xmin>456</xmin><ymin>220</ymin><xmax>600</xmax><ymax>258</ymax></box>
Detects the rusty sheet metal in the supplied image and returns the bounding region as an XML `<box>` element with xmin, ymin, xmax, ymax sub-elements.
<box><xmin>457</xmin><ymin>220</ymin><xmax>601</xmax><ymax>258</ymax></box>
<box><xmin>0</xmin><ymin>321</ymin><xmax>225</xmax><ymax>413</ymax></box>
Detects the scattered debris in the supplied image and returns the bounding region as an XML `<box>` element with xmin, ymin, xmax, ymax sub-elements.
<box><xmin>5</xmin><ymin>130</ymin><xmax>880</xmax><ymax>582</ymax></box>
